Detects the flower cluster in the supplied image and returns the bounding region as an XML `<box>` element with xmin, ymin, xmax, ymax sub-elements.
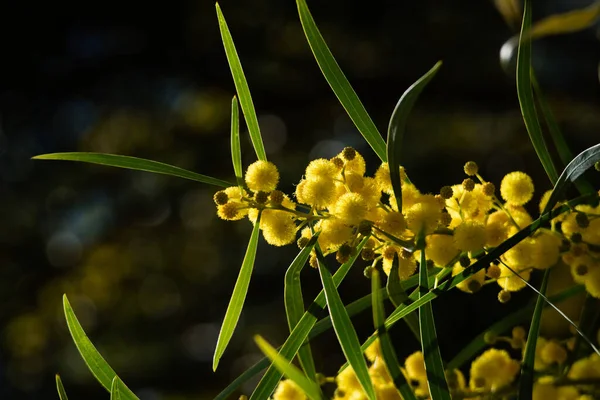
<box><xmin>215</xmin><ymin>149</ymin><xmax>600</xmax><ymax>301</ymax></box>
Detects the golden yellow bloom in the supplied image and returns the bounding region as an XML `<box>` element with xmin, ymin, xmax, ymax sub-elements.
<box><xmin>500</xmin><ymin>171</ymin><xmax>534</xmax><ymax>206</ymax></box>
<box><xmin>502</xmin><ymin>238</ymin><xmax>535</xmax><ymax>269</ymax></box>
<box><xmin>567</xmin><ymin>353</ymin><xmax>600</xmax><ymax>380</ymax></box>
<box><xmin>245</xmin><ymin>160</ymin><xmax>280</xmax><ymax>192</ymax></box>
<box><xmin>485</xmin><ymin>220</ymin><xmax>508</xmax><ymax>247</ymax></box>
<box><xmin>301</xmin><ymin>176</ymin><xmax>336</xmax><ymax>208</ymax></box>
<box><xmin>261</xmin><ymin>212</ymin><xmax>296</xmax><ymax>246</ymax></box>
<box><xmin>332</xmin><ymin>193</ymin><xmax>368</xmax><ymax>226</ymax></box>
<box><xmin>317</xmin><ymin>218</ymin><xmax>353</xmax><ymax>252</ymax></box>
<box><xmin>364</xmin><ymin>338</ymin><xmax>382</xmax><ymax>362</ymax></box>
<box><xmin>375</xmin><ymin>384</ymin><xmax>402</xmax><ymax>400</ymax></box>
<box><xmin>217</xmin><ymin>202</ymin><xmax>245</xmax><ymax>221</ymax></box>
<box><xmin>343</xmin><ymin>151</ymin><xmax>366</xmax><ymax>176</ymax></box>
<box><xmin>426</xmin><ymin>234</ymin><xmax>459</xmax><ymax>267</ymax></box>
<box><xmin>273</xmin><ymin>379</ymin><xmax>307</xmax><ymax>400</ymax></box>
<box><xmin>374</xmin><ymin>162</ymin><xmax>392</xmax><ymax>194</ymax></box>
<box><xmin>375</xmin><ymin>211</ymin><xmax>406</xmax><ymax>237</ymax></box>
<box><xmin>453</xmin><ymin>263</ymin><xmax>486</xmax><ymax>293</ymax></box>
<box><xmin>382</xmin><ymin>246</ymin><xmax>417</xmax><ymax>279</ymax></box>
<box><xmin>497</xmin><ymin>264</ymin><xmax>531</xmax><ymax>292</ymax></box>
<box><xmin>532</xmin><ymin>232</ymin><xmax>561</xmax><ymax>270</ymax></box>
<box><xmin>533</xmin><ymin>381</ymin><xmax>579</xmax><ymax>400</ymax></box>
<box><xmin>453</xmin><ymin>221</ymin><xmax>486</xmax><ymax>252</ymax></box>
<box><xmin>305</xmin><ymin>158</ymin><xmax>337</xmax><ymax>180</ymax></box>
<box><xmin>405</xmin><ymin>351</ymin><xmax>426</xmax><ymax>381</ymax></box>
<box><xmin>405</xmin><ymin>195</ymin><xmax>441</xmax><ymax>234</ymax></box>
<box><xmin>469</xmin><ymin>348</ymin><xmax>519</xmax><ymax>391</ymax></box>
<box><xmin>336</xmin><ymin>366</ymin><xmax>363</xmax><ymax>393</ymax></box>
<box><xmin>540</xmin><ymin>339</ymin><xmax>567</xmax><ymax>365</ymax></box>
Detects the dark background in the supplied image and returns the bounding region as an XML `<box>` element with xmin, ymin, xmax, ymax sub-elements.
<box><xmin>0</xmin><ymin>0</ymin><xmax>599</xmax><ymax>398</ymax></box>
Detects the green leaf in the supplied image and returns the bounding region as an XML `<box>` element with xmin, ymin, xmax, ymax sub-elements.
<box><xmin>530</xmin><ymin>75</ymin><xmax>595</xmax><ymax>195</ymax></box>
<box><xmin>33</xmin><ymin>153</ymin><xmax>233</xmax><ymax>188</ymax></box>
<box><xmin>528</xmin><ymin>2</ymin><xmax>600</xmax><ymax>39</ymax></box>
<box><xmin>55</xmin><ymin>375</ymin><xmax>69</xmax><ymax>400</ymax></box>
<box><xmin>296</xmin><ymin>0</ymin><xmax>387</xmax><ymax>162</ymax></box>
<box><xmin>417</xmin><ymin>235</ymin><xmax>450</xmax><ymax>400</ymax></box>
<box><xmin>315</xmin><ymin>246</ymin><xmax>376</xmax><ymax>400</ymax></box>
<box><xmin>63</xmin><ymin>295</ymin><xmax>139</xmax><ymax>399</ymax></box>
<box><xmin>230</xmin><ymin>95</ymin><xmax>243</xmax><ymax>186</ymax></box>
<box><xmin>254</xmin><ymin>336</ymin><xmax>323</xmax><ymax>400</ymax></box>
<box><xmin>372</xmin><ymin>269</ymin><xmax>418</xmax><ymax>400</ymax></box>
<box><xmin>250</xmin><ymin>237</ymin><xmax>368</xmax><ymax>400</ymax></box>
<box><xmin>216</xmin><ymin>3</ymin><xmax>267</xmax><ymax>161</ymax></box>
<box><xmin>447</xmin><ymin>285</ymin><xmax>585</xmax><ymax>370</ymax></box>
<box><xmin>516</xmin><ymin>0</ymin><xmax>559</xmax><ymax>184</ymax></box>
<box><xmin>542</xmin><ymin>143</ymin><xmax>600</xmax><ymax>215</ymax></box>
<box><xmin>284</xmin><ymin>235</ymin><xmax>319</xmax><ymax>380</ymax></box>
<box><xmin>387</xmin><ymin>255</ymin><xmax>420</xmax><ymax>342</ymax></box>
<box><xmin>387</xmin><ymin>61</ymin><xmax>442</xmax><ymax>211</ymax></box>
<box><xmin>213</xmin><ymin>218</ymin><xmax>261</xmax><ymax>371</ymax></box>
<box><xmin>110</xmin><ymin>376</ymin><xmax>127</xmax><ymax>400</ymax></box>
<box><xmin>519</xmin><ymin>268</ymin><xmax>550</xmax><ymax>399</ymax></box>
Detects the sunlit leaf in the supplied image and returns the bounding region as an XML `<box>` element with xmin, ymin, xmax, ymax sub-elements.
<box><xmin>516</xmin><ymin>0</ymin><xmax>559</xmax><ymax>184</ymax></box>
<box><xmin>387</xmin><ymin>61</ymin><xmax>442</xmax><ymax>211</ymax></box>
<box><xmin>297</xmin><ymin>0</ymin><xmax>387</xmax><ymax>162</ymax></box>
<box><xmin>63</xmin><ymin>295</ymin><xmax>138</xmax><ymax>399</ymax></box>
<box><xmin>216</xmin><ymin>3</ymin><xmax>267</xmax><ymax>161</ymax></box>
<box><xmin>315</xmin><ymin>246</ymin><xmax>376</xmax><ymax>400</ymax></box>
<box><xmin>33</xmin><ymin>153</ymin><xmax>233</xmax><ymax>188</ymax></box>
<box><xmin>416</xmin><ymin>235</ymin><xmax>450</xmax><ymax>400</ymax></box>
<box><xmin>110</xmin><ymin>376</ymin><xmax>128</xmax><ymax>400</ymax></box>
<box><xmin>387</xmin><ymin>257</ymin><xmax>420</xmax><ymax>342</ymax></box>
<box><xmin>230</xmin><ymin>95</ymin><xmax>243</xmax><ymax>186</ymax></box>
<box><xmin>528</xmin><ymin>2</ymin><xmax>600</xmax><ymax>39</ymax></box>
<box><xmin>372</xmin><ymin>269</ymin><xmax>417</xmax><ymax>400</ymax></box>
<box><xmin>254</xmin><ymin>336</ymin><xmax>322</xmax><ymax>400</ymax></box>
<box><xmin>55</xmin><ymin>375</ymin><xmax>69</xmax><ymax>400</ymax></box>
<box><xmin>213</xmin><ymin>218</ymin><xmax>261</xmax><ymax>371</ymax></box>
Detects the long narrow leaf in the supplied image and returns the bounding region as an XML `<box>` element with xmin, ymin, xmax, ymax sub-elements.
<box><xmin>315</xmin><ymin>247</ymin><xmax>376</xmax><ymax>400</ymax></box>
<box><xmin>110</xmin><ymin>376</ymin><xmax>128</xmax><ymax>400</ymax></box>
<box><xmin>296</xmin><ymin>0</ymin><xmax>387</xmax><ymax>162</ymax></box>
<box><xmin>230</xmin><ymin>95</ymin><xmax>243</xmax><ymax>186</ymax></box>
<box><xmin>531</xmin><ymin>75</ymin><xmax>595</xmax><ymax>195</ymax></box>
<box><xmin>284</xmin><ymin>236</ymin><xmax>319</xmax><ymax>380</ymax></box>
<box><xmin>387</xmin><ymin>256</ymin><xmax>420</xmax><ymax>342</ymax></box>
<box><xmin>216</xmin><ymin>4</ymin><xmax>267</xmax><ymax>161</ymax></box>
<box><xmin>417</xmin><ymin>235</ymin><xmax>450</xmax><ymax>400</ymax></box>
<box><xmin>249</xmin><ymin>237</ymin><xmax>368</xmax><ymax>399</ymax></box>
<box><xmin>254</xmin><ymin>336</ymin><xmax>322</xmax><ymax>400</ymax></box>
<box><xmin>213</xmin><ymin>218</ymin><xmax>261</xmax><ymax>371</ymax></box>
<box><xmin>518</xmin><ymin>268</ymin><xmax>550</xmax><ymax>399</ymax></box>
<box><xmin>55</xmin><ymin>375</ymin><xmax>69</xmax><ymax>400</ymax></box>
<box><xmin>527</xmin><ymin>2</ymin><xmax>600</xmax><ymax>39</ymax></box>
<box><xmin>63</xmin><ymin>295</ymin><xmax>138</xmax><ymax>399</ymax></box>
<box><xmin>542</xmin><ymin>143</ymin><xmax>600</xmax><ymax>215</ymax></box>
<box><xmin>372</xmin><ymin>269</ymin><xmax>418</xmax><ymax>400</ymax></box>
<box><xmin>33</xmin><ymin>153</ymin><xmax>233</xmax><ymax>188</ymax></box>
<box><xmin>387</xmin><ymin>61</ymin><xmax>442</xmax><ymax>211</ymax></box>
<box><xmin>516</xmin><ymin>0</ymin><xmax>559</xmax><ymax>184</ymax></box>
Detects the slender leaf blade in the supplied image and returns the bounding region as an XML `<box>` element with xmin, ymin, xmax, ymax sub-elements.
<box><xmin>417</xmin><ymin>236</ymin><xmax>450</xmax><ymax>400</ymax></box>
<box><xmin>230</xmin><ymin>95</ymin><xmax>243</xmax><ymax>186</ymax></box>
<box><xmin>528</xmin><ymin>2</ymin><xmax>600</xmax><ymax>39</ymax></box>
<box><xmin>387</xmin><ymin>256</ymin><xmax>421</xmax><ymax>342</ymax></box>
<box><xmin>297</xmin><ymin>0</ymin><xmax>387</xmax><ymax>162</ymax></box>
<box><xmin>33</xmin><ymin>153</ymin><xmax>233</xmax><ymax>188</ymax></box>
<box><xmin>110</xmin><ymin>377</ymin><xmax>126</xmax><ymax>400</ymax></box>
<box><xmin>254</xmin><ymin>336</ymin><xmax>322</xmax><ymax>400</ymax></box>
<box><xmin>516</xmin><ymin>0</ymin><xmax>559</xmax><ymax>184</ymax></box>
<box><xmin>519</xmin><ymin>268</ymin><xmax>550</xmax><ymax>399</ymax></box>
<box><xmin>216</xmin><ymin>3</ymin><xmax>267</xmax><ymax>161</ymax></box>
<box><xmin>63</xmin><ymin>295</ymin><xmax>138</xmax><ymax>399</ymax></box>
<box><xmin>315</xmin><ymin>247</ymin><xmax>376</xmax><ymax>400</ymax></box>
<box><xmin>387</xmin><ymin>61</ymin><xmax>442</xmax><ymax>211</ymax></box>
<box><xmin>372</xmin><ymin>269</ymin><xmax>418</xmax><ymax>400</ymax></box>
<box><xmin>213</xmin><ymin>219</ymin><xmax>261</xmax><ymax>371</ymax></box>
<box><xmin>284</xmin><ymin>236</ymin><xmax>319</xmax><ymax>380</ymax></box>
<box><xmin>55</xmin><ymin>375</ymin><xmax>69</xmax><ymax>400</ymax></box>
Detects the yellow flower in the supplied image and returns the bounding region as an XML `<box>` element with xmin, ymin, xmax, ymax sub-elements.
<box><xmin>453</xmin><ymin>263</ymin><xmax>486</xmax><ymax>293</ymax></box>
<box><xmin>273</xmin><ymin>379</ymin><xmax>307</xmax><ymax>400</ymax></box>
<box><xmin>245</xmin><ymin>160</ymin><xmax>280</xmax><ymax>192</ymax></box>
<box><xmin>426</xmin><ymin>234</ymin><xmax>459</xmax><ymax>267</ymax></box>
<box><xmin>500</xmin><ymin>171</ymin><xmax>534</xmax><ymax>206</ymax></box>
<box><xmin>364</xmin><ymin>338</ymin><xmax>382</xmax><ymax>362</ymax></box>
<box><xmin>469</xmin><ymin>348</ymin><xmax>519</xmax><ymax>391</ymax></box>
<box><xmin>332</xmin><ymin>193</ymin><xmax>368</xmax><ymax>226</ymax></box>
<box><xmin>336</xmin><ymin>366</ymin><xmax>363</xmax><ymax>393</ymax></box>
<box><xmin>317</xmin><ymin>218</ymin><xmax>353</xmax><ymax>252</ymax></box>
<box><xmin>261</xmin><ymin>212</ymin><xmax>296</xmax><ymax>246</ymax></box>
<box><xmin>375</xmin><ymin>211</ymin><xmax>406</xmax><ymax>237</ymax></box>
<box><xmin>532</xmin><ymin>232</ymin><xmax>561</xmax><ymax>270</ymax></box>
<box><xmin>453</xmin><ymin>221</ymin><xmax>486</xmax><ymax>252</ymax></box>
<box><xmin>301</xmin><ymin>176</ymin><xmax>337</xmax><ymax>208</ymax></box>
<box><xmin>382</xmin><ymin>246</ymin><xmax>417</xmax><ymax>279</ymax></box>
<box><xmin>496</xmin><ymin>264</ymin><xmax>531</xmax><ymax>292</ymax></box>
<box><xmin>305</xmin><ymin>158</ymin><xmax>337</xmax><ymax>180</ymax></box>
<box><xmin>405</xmin><ymin>195</ymin><xmax>441</xmax><ymax>234</ymax></box>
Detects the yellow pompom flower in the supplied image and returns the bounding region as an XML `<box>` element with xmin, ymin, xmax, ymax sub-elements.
<box><xmin>404</xmin><ymin>351</ymin><xmax>426</xmax><ymax>381</ymax></box>
<box><xmin>356</xmin><ymin>177</ymin><xmax>381</xmax><ymax>206</ymax></box>
<box><xmin>502</xmin><ymin>238</ymin><xmax>535</xmax><ymax>269</ymax></box>
<box><xmin>342</xmin><ymin>150</ymin><xmax>366</xmax><ymax>176</ymax></box>
<box><xmin>584</xmin><ymin>265</ymin><xmax>600</xmax><ymax>298</ymax></box>
<box><xmin>261</xmin><ymin>212</ymin><xmax>297</xmax><ymax>246</ymax></box>
<box><xmin>500</xmin><ymin>171</ymin><xmax>534</xmax><ymax>206</ymax></box>
<box><xmin>382</xmin><ymin>246</ymin><xmax>417</xmax><ymax>279</ymax></box>
<box><xmin>317</xmin><ymin>218</ymin><xmax>353</xmax><ymax>251</ymax></box>
<box><xmin>453</xmin><ymin>221</ymin><xmax>486</xmax><ymax>252</ymax></box>
<box><xmin>295</xmin><ymin>179</ymin><xmax>308</xmax><ymax>204</ymax></box>
<box><xmin>426</xmin><ymin>234</ymin><xmax>459</xmax><ymax>267</ymax></box>
<box><xmin>506</xmin><ymin>205</ymin><xmax>533</xmax><ymax>227</ymax></box>
<box><xmin>217</xmin><ymin>202</ymin><xmax>245</xmax><ymax>221</ymax></box>
<box><xmin>376</xmin><ymin>211</ymin><xmax>406</xmax><ymax>237</ymax></box>
<box><xmin>245</xmin><ymin>160</ymin><xmax>280</xmax><ymax>192</ymax></box>
<box><xmin>332</xmin><ymin>193</ymin><xmax>368</xmax><ymax>226</ymax></box>
<box><xmin>453</xmin><ymin>263</ymin><xmax>486</xmax><ymax>293</ymax></box>
<box><xmin>567</xmin><ymin>353</ymin><xmax>600</xmax><ymax>380</ymax></box>
<box><xmin>301</xmin><ymin>176</ymin><xmax>336</xmax><ymax>208</ymax></box>
<box><xmin>497</xmin><ymin>264</ymin><xmax>531</xmax><ymax>292</ymax></box>
<box><xmin>273</xmin><ymin>379</ymin><xmax>307</xmax><ymax>400</ymax></box>
<box><xmin>365</xmin><ymin>338</ymin><xmax>382</xmax><ymax>362</ymax></box>
<box><xmin>532</xmin><ymin>232</ymin><xmax>561</xmax><ymax>270</ymax></box>
<box><xmin>405</xmin><ymin>195</ymin><xmax>442</xmax><ymax>234</ymax></box>
<box><xmin>533</xmin><ymin>382</ymin><xmax>579</xmax><ymax>400</ymax></box>
<box><xmin>485</xmin><ymin>220</ymin><xmax>508</xmax><ymax>247</ymax></box>
<box><xmin>539</xmin><ymin>189</ymin><xmax>553</xmax><ymax>214</ymax></box>
<box><xmin>540</xmin><ymin>339</ymin><xmax>567</xmax><ymax>365</ymax></box>
<box><xmin>336</xmin><ymin>366</ymin><xmax>363</xmax><ymax>393</ymax></box>
<box><xmin>375</xmin><ymin>384</ymin><xmax>402</xmax><ymax>400</ymax></box>
<box><xmin>305</xmin><ymin>158</ymin><xmax>337</xmax><ymax>180</ymax></box>
<box><xmin>469</xmin><ymin>348</ymin><xmax>520</xmax><ymax>391</ymax></box>
<box><xmin>374</xmin><ymin>163</ymin><xmax>392</xmax><ymax>194</ymax></box>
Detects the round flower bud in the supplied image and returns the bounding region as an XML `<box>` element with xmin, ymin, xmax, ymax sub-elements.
<box><xmin>482</xmin><ymin>182</ymin><xmax>495</xmax><ymax>196</ymax></box>
<box><xmin>462</xmin><ymin>178</ymin><xmax>475</xmax><ymax>192</ymax></box>
<box><xmin>336</xmin><ymin>243</ymin><xmax>353</xmax><ymax>264</ymax></box>
<box><xmin>576</xmin><ymin>212</ymin><xmax>589</xmax><ymax>228</ymax></box>
<box><xmin>440</xmin><ymin>186</ymin><xmax>453</xmax><ymax>199</ymax></box>
<box><xmin>361</xmin><ymin>248</ymin><xmax>375</xmax><ymax>261</ymax></box>
<box><xmin>297</xmin><ymin>236</ymin><xmax>310</xmax><ymax>249</ymax></box>
<box><xmin>357</xmin><ymin>220</ymin><xmax>372</xmax><ymax>236</ymax></box>
<box><xmin>213</xmin><ymin>190</ymin><xmax>229</xmax><ymax>205</ymax></box>
<box><xmin>500</xmin><ymin>171</ymin><xmax>534</xmax><ymax>206</ymax></box>
<box><xmin>269</xmin><ymin>190</ymin><xmax>284</xmax><ymax>205</ymax></box>
<box><xmin>464</xmin><ymin>161</ymin><xmax>478</xmax><ymax>176</ymax></box>
<box><xmin>512</xmin><ymin>326</ymin><xmax>526</xmax><ymax>340</ymax></box>
<box><xmin>309</xmin><ymin>254</ymin><xmax>319</xmax><ymax>269</ymax></box>
<box><xmin>341</xmin><ymin>147</ymin><xmax>356</xmax><ymax>161</ymax></box>
<box><xmin>331</xmin><ymin>156</ymin><xmax>344</xmax><ymax>169</ymax></box>
<box><xmin>440</xmin><ymin>210</ymin><xmax>452</xmax><ymax>227</ymax></box>
<box><xmin>487</xmin><ymin>264</ymin><xmax>501</xmax><ymax>279</ymax></box>
<box><xmin>483</xmin><ymin>331</ymin><xmax>497</xmax><ymax>344</ymax></box>
<box><xmin>571</xmin><ymin>232</ymin><xmax>583</xmax><ymax>243</ymax></box>
<box><xmin>498</xmin><ymin>289</ymin><xmax>512</xmax><ymax>303</ymax></box>
<box><xmin>245</xmin><ymin>160</ymin><xmax>280</xmax><ymax>192</ymax></box>
<box><xmin>595</xmin><ymin>161</ymin><xmax>600</xmax><ymax>171</ymax></box>
<box><xmin>254</xmin><ymin>191</ymin><xmax>269</xmax><ymax>204</ymax></box>
<box><xmin>459</xmin><ymin>255</ymin><xmax>471</xmax><ymax>267</ymax></box>
<box><xmin>217</xmin><ymin>202</ymin><xmax>244</xmax><ymax>221</ymax></box>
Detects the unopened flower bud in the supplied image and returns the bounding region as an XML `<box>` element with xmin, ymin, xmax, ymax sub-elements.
<box><xmin>214</xmin><ymin>190</ymin><xmax>229</xmax><ymax>205</ymax></box>
<box><xmin>361</xmin><ymin>248</ymin><xmax>375</xmax><ymax>261</ymax></box>
<box><xmin>357</xmin><ymin>220</ymin><xmax>372</xmax><ymax>236</ymax></box>
<box><xmin>297</xmin><ymin>236</ymin><xmax>310</xmax><ymax>249</ymax></box>
<box><xmin>440</xmin><ymin>186</ymin><xmax>453</xmax><ymax>199</ymax></box>
<box><xmin>482</xmin><ymin>182</ymin><xmax>495</xmax><ymax>196</ymax></box>
<box><xmin>459</xmin><ymin>255</ymin><xmax>471</xmax><ymax>267</ymax></box>
<box><xmin>331</xmin><ymin>157</ymin><xmax>344</xmax><ymax>169</ymax></box>
<box><xmin>464</xmin><ymin>161</ymin><xmax>478</xmax><ymax>176</ymax></box>
<box><xmin>483</xmin><ymin>331</ymin><xmax>497</xmax><ymax>344</ymax></box>
<box><xmin>576</xmin><ymin>212</ymin><xmax>589</xmax><ymax>228</ymax></box>
<box><xmin>487</xmin><ymin>264</ymin><xmax>501</xmax><ymax>279</ymax></box>
<box><xmin>342</xmin><ymin>147</ymin><xmax>356</xmax><ymax>161</ymax></box>
<box><xmin>309</xmin><ymin>254</ymin><xmax>319</xmax><ymax>269</ymax></box>
<box><xmin>571</xmin><ymin>232</ymin><xmax>582</xmax><ymax>243</ymax></box>
<box><xmin>336</xmin><ymin>244</ymin><xmax>353</xmax><ymax>264</ymax></box>
<box><xmin>269</xmin><ymin>190</ymin><xmax>284</xmax><ymax>205</ymax></box>
<box><xmin>254</xmin><ymin>191</ymin><xmax>269</xmax><ymax>204</ymax></box>
<box><xmin>462</xmin><ymin>178</ymin><xmax>475</xmax><ymax>192</ymax></box>
<box><xmin>498</xmin><ymin>290</ymin><xmax>511</xmax><ymax>303</ymax></box>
